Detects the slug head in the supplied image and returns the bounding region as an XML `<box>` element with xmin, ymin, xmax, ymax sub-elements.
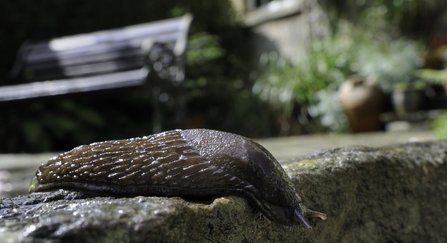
<box><xmin>293</xmin><ymin>205</ymin><xmax>312</xmax><ymax>230</ymax></box>
<box><xmin>228</xmin><ymin>134</ymin><xmax>328</xmax><ymax>228</ymax></box>
<box><xmin>293</xmin><ymin>203</ymin><xmax>327</xmax><ymax>230</ymax></box>
<box><xmin>181</xmin><ymin>129</ymin><xmax>327</xmax><ymax>228</ymax></box>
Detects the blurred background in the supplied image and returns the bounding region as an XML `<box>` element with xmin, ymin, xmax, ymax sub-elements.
<box><xmin>1</xmin><ymin>0</ymin><xmax>447</xmax><ymax>152</ymax></box>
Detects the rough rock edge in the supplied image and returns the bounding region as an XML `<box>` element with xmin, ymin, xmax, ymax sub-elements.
<box><xmin>1</xmin><ymin>141</ymin><xmax>447</xmax><ymax>243</ymax></box>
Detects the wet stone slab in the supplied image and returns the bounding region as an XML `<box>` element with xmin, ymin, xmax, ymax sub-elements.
<box><xmin>1</xmin><ymin>140</ymin><xmax>447</xmax><ymax>243</ymax></box>
<box><xmin>0</xmin><ymin>131</ymin><xmax>436</xmax><ymax>198</ymax></box>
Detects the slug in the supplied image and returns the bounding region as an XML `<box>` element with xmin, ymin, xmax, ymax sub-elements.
<box><xmin>29</xmin><ymin>129</ymin><xmax>326</xmax><ymax>228</ymax></box>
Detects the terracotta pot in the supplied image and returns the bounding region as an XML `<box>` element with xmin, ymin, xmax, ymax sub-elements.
<box><xmin>339</xmin><ymin>75</ymin><xmax>385</xmax><ymax>133</ymax></box>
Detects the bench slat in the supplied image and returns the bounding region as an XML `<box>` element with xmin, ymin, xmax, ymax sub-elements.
<box><xmin>27</xmin><ymin>56</ymin><xmax>145</xmax><ymax>81</ymax></box>
<box><xmin>0</xmin><ymin>69</ymin><xmax>149</xmax><ymax>101</ymax></box>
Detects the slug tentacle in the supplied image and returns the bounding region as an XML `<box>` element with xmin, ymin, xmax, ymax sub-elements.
<box><xmin>30</xmin><ymin>129</ymin><xmax>326</xmax><ymax>228</ymax></box>
<box><xmin>307</xmin><ymin>208</ymin><xmax>328</xmax><ymax>221</ymax></box>
<box><xmin>293</xmin><ymin>206</ymin><xmax>312</xmax><ymax>230</ymax></box>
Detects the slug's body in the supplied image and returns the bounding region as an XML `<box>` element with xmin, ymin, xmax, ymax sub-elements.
<box><xmin>30</xmin><ymin>129</ymin><xmax>326</xmax><ymax>228</ymax></box>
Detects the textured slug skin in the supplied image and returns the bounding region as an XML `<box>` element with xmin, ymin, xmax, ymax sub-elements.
<box><xmin>30</xmin><ymin>129</ymin><xmax>326</xmax><ymax>227</ymax></box>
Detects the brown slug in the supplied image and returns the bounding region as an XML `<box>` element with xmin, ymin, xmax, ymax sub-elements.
<box><xmin>29</xmin><ymin>129</ymin><xmax>326</xmax><ymax>228</ymax></box>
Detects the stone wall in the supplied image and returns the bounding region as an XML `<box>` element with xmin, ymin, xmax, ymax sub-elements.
<box><xmin>241</xmin><ymin>0</ymin><xmax>329</xmax><ymax>62</ymax></box>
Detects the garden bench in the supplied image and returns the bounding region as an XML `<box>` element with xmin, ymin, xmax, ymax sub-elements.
<box><xmin>0</xmin><ymin>14</ymin><xmax>192</xmax><ymax>132</ymax></box>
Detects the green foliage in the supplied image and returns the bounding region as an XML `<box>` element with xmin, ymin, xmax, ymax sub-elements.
<box><xmin>184</xmin><ymin>31</ymin><xmax>271</xmax><ymax>137</ymax></box>
<box><xmin>351</xmin><ymin>29</ymin><xmax>423</xmax><ymax>91</ymax></box>
<box><xmin>432</xmin><ymin>113</ymin><xmax>447</xmax><ymax>139</ymax></box>
<box><xmin>319</xmin><ymin>0</ymin><xmax>442</xmax><ymax>38</ymax></box>
<box><xmin>188</xmin><ymin>33</ymin><xmax>227</xmax><ymax>62</ymax></box>
<box><xmin>252</xmin><ymin>17</ymin><xmax>423</xmax><ymax>134</ymax></box>
<box><xmin>252</xmin><ymin>22</ymin><xmax>358</xmax><ymax>133</ymax></box>
<box><xmin>309</xmin><ymin>89</ymin><xmax>349</xmax><ymax>133</ymax></box>
<box><xmin>186</xmin><ymin>32</ymin><xmax>227</xmax><ymax>78</ymax></box>
<box><xmin>415</xmin><ymin>69</ymin><xmax>447</xmax><ymax>84</ymax></box>
<box><xmin>1</xmin><ymin>99</ymin><xmax>105</xmax><ymax>152</ymax></box>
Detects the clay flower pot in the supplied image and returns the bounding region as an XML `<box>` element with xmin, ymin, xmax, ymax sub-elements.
<box><xmin>339</xmin><ymin>75</ymin><xmax>385</xmax><ymax>133</ymax></box>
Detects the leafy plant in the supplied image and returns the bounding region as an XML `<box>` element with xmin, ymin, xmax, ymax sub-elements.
<box><xmin>1</xmin><ymin>99</ymin><xmax>105</xmax><ymax>152</ymax></box>
<box><xmin>354</xmin><ymin>36</ymin><xmax>423</xmax><ymax>92</ymax></box>
<box><xmin>309</xmin><ymin>89</ymin><xmax>349</xmax><ymax>133</ymax></box>
<box><xmin>184</xmin><ymin>31</ymin><xmax>273</xmax><ymax>137</ymax></box>
<box><xmin>252</xmin><ymin>16</ymin><xmax>423</xmax><ymax>134</ymax></box>
<box><xmin>431</xmin><ymin>112</ymin><xmax>447</xmax><ymax>139</ymax></box>
<box><xmin>320</xmin><ymin>0</ymin><xmax>442</xmax><ymax>38</ymax></box>
<box><xmin>415</xmin><ymin>69</ymin><xmax>447</xmax><ymax>84</ymax></box>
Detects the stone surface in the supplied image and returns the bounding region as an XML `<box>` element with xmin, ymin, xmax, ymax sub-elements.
<box><xmin>0</xmin><ymin>131</ymin><xmax>435</xmax><ymax>198</ymax></box>
<box><xmin>1</xmin><ymin>140</ymin><xmax>447</xmax><ymax>243</ymax></box>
